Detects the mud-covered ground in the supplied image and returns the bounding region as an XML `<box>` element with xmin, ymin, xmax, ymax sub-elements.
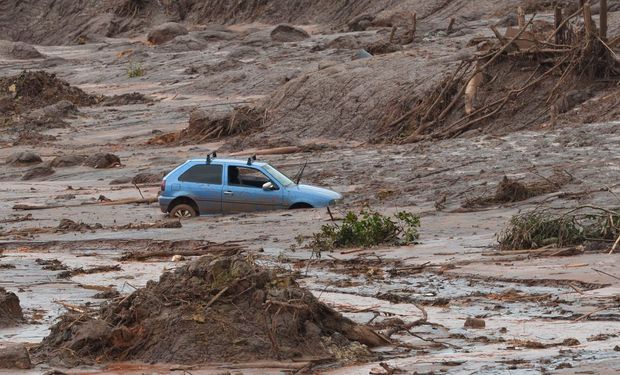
<box><xmin>1</xmin><ymin>2</ymin><xmax>620</xmax><ymax>374</ymax></box>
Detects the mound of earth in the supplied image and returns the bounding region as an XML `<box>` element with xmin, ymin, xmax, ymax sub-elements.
<box><xmin>270</xmin><ymin>24</ymin><xmax>310</xmax><ymax>42</ymax></box>
<box><xmin>0</xmin><ymin>287</ymin><xmax>23</xmax><ymax>327</ymax></box>
<box><xmin>0</xmin><ymin>71</ymin><xmax>96</xmax><ymax>117</ymax></box>
<box><xmin>99</xmin><ymin>92</ymin><xmax>153</xmax><ymax>106</ymax></box>
<box><xmin>0</xmin><ymin>41</ymin><xmax>44</xmax><ymax>59</ymax></box>
<box><xmin>49</xmin><ymin>155</ymin><xmax>87</xmax><ymax>168</ymax></box>
<box><xmin>35</xmin><ymin>254</ymin><xmax>387</xmax><ymax>366</ymax></box>
<box><xmin>83</xmin><ymin>153</ymin><xmax>121</xmax><ymax>168</ymax></box>
<box><xmin>21</xmin><ymin>165</ymin><xmax>55</xmax><ymax>180</ymax></box>
<box><xmin>0</xmin><ymin>344</ymin><xmax>32</xmax><ymax>369</ymax></box>
<box><xmin>244</xmin><ymin>53</ymin><xmax>457</xmax><ymax>146</ymax></box>
<box><xmin>177</xmin><ymin>106</ymin><xmax>263</xmax><ymax>144</ymax></box>
<box><xmin>146</xmin><ymin>22</ymin><xmax>188</xmax><ymax>44</ymax></box>
<box><xmin>6</xmin><ymin>151</ymin><xmax>42</xmax><ymax>165</ymax></box>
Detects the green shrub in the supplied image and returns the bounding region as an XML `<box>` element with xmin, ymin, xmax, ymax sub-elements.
<box><xmin>127</xmin><ymin>62</ymin><xmax>145</xmax><ymax>78</ymax></box>
<box><xmin>309</xmin><ymin>210</ymin><xmax>420</xmax><ymax>253</ymax></box>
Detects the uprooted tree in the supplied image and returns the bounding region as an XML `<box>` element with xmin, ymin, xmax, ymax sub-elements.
<box><xmin>380</xmin><ymin>2</ymin><xmax>620</xmax><ymax>143</ymax></box>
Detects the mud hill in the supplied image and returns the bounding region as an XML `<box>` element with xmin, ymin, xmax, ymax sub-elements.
<box><xmin>1</xmin><ymin>0</ymin><xmax>526</xmax><ymax>45</ymax></box>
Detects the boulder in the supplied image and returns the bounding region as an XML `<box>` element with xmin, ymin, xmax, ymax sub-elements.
<box><xmin>270</xmin><ymin>24</ymin><xmax>310</xmax><ymax>42</ymax></box>
<box><xmin>21</xmin><ymin>165</ymin><xmax>55</xmax><ymax>180</ymax></box>
<box><xmin>83</xmin><ymin>153</ymin><xmax>121</xmax><ymax>169</ymax></box>
<box><xmin>464</xmin><ymin>317</ymin><xmax>486</xmax><ymax>329</ymax></box>
<box><xmin>49</xmin><ymin>155</ymin><xmax>87</xmax><ymax>168</ymax></box>
<box><xmin>0</xmin><ymin>344</ymin><xmax>32</xmax><ymax>369</ymax></box>
<box><xmin>0</xmin><ymin>287</ymin><xmax>23</xmax><ymax>327</ymax></box>
<box><xmin>147</xmin><ymin>23</ymin><xmax>189</xmax><ymax>45</ymax></box>
<box><xmin>132</xmin><ymin>172</ymin><xmax>164</xmax><ymax>184</ymax></box>
<box><xmin>6</xmin><ymin>151</ymin><xmax>42</xmax><ymax>165</ymax></box>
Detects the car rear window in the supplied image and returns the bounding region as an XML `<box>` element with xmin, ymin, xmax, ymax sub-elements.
<box><xmin>178</xmin><ymin>164</ymin><xmax>222</xmax><ymax>184</ymax></box>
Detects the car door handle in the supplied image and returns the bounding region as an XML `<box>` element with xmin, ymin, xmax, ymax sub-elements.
<box><xmin>224</xmin><ymin>191</ymin><xmax>233</xmax><ymax>196</ymax></box>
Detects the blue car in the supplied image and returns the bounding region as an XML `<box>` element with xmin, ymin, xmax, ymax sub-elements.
<box><xmin>159</xmin><ymin>157</ymin><xmax>342</xmax><ymax>217</ymax></box>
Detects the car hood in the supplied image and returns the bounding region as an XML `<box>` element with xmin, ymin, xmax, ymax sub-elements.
<box><xmin>288</xmin><ymin>184</ymin><xmax>342</xmax><ymax>199</ymax></box>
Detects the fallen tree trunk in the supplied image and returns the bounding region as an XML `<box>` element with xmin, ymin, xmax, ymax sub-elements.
<box><xmin>13</xmin><ymin>197</ymin><xmax>157</xmax><ymax>211</ymax></box>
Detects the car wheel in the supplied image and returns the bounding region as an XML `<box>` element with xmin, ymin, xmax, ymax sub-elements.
<box><xmin>170</xmin><ymin>203</ymin><xmax>197</xmax><ymax>218</ymax></box>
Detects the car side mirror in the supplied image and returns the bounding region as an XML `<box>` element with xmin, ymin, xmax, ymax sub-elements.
<box><xmin>262</xmin><ymin>182</ymin><xmax>276</xmax><ymax>191</ymax></box>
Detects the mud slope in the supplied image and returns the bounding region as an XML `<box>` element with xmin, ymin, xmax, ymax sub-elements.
<box><xmin>0</xmin><ymin>0</ymin><xmax>522</xmax><ymax>45</ymax></box>
<box><xmin>246</xmin><ymin>52</ymin><xmax>458</xmax><ymax>146</ymax></box>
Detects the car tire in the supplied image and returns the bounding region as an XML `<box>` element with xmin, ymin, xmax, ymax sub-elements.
<box><xmin>170</xmin><ymin>203</ymin><xmax>197</xmax><ymax>218</ymax></box>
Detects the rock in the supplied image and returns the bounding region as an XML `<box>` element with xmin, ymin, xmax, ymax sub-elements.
<box><xmin>562</xmin><ymin>338</ymin><xmax>580</xmax><ymax>346</ymax></box>
<box><xmin>21</xmin><ymin>165</ymin><xmax>55</xmax><ymax>180</ymax></box>
<box><xmin>270</xmin><ymin>24</ymin><xmax>310</xmax><ymax>42</ymax></box>
<box><xmin>0</xmin><ymin>344</ymin><xmax>32</xmax><ymax>369</ymax></box>
<box><xmin>0</xmin><ymin>287</ymin><xmax>24</xmax><ymax>327</ymax></box>
<box><xmin>464</xmin><ymin>317</ymin><xmax>486</xmax><ymax>329</ymax></box>
<box><xmin>147</xmin><ymin>22</ymin><xmax>189</xmax><ymax>45</ymax></box>
<box><xmin>160</xmin><ymin>34</ymin><xmax>208</xmax><ymax>52</ymax></box>
<box><xmin>6</xmin><ymin>151</ymin><xmax>42</xmax><ymax>165</ymax></box>
<box><xmin>83</xmin><ymin>153</ymin><xmax>121</xmax><ymax>168</ymax></box>
<box><xmin>0</xmin><ymin>41</ymin><xmax>44</xmax><ymax>60</ymax></box>
<box><xmin>614</xmin><ymin>345</ymin><xmax>620</xmax><ymax>351</ymax></box>
<box><xmin>131</xmin><ymin>172</ymin><xmax>164</xmax><ymax>184</ymax></box>
<box><xmin>109</xmin><ymin>176</ymin><xmax>133</xmax><ymax>185</ymax></box>
<box><xmin>49</xmin><ymin>155</ymin><xmax>87</xmax><ymax>168</ymax></box>
<box><xmin>351</xmin><ymin>49</ymin><xmax>373</xmax><ymax>60</ymax></box>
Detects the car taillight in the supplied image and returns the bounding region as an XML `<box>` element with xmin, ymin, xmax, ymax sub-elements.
<box><xmin>160</xmin><ymin>179</ymin><xmax>166</xmax><ymax>192</ymax></box>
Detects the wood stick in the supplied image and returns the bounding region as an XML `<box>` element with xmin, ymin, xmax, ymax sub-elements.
<box><xmin>592</xmin><ymin>267</ymin><xmax>620</xmax><ymax>281</ymax></box>
<box><xmin>229</xmin><ymin>146</ymin><xmax>302</xmax><ymax>156</ymax></box>
<box><xmin>218</xmin><ymin>361</ymin><xmax>311</xmax><ymax>370</ymax></box>
<box><xmin>609</xmin><ymin>233</ymin><xmax>620</xmax><ymax>254</ymax></box>
<box><xmin>55</xmin><ymin>301</ymin><xmax>88</xmax><ymax>314</ymax></box>
<box><xmin>447</xmin><ymin>17</ymin><xmax>455</xmax><ymax>34</ymax></box>
<box><xmin>410</xmin><ymin>12</ymin><xmax>417</xmax><ymax>42</ymax></box>
<box><xmin>599</xmin><ymin>0</ymin><xmax>607</xmax><ymax>40</ymax></box>
<box><xmin>546</xmin><ymin>6</ymin><xmax>583</xmax><ymax>42</ymax></box>
<box><xmin>583</xmin><ymin>2</ymin><xmax>593</xmax><ymax>36</ymax></box>
<box><xmin>554</xmin><ymin>6</ymin><xmax>564</xmax><ymax>45</ymax></box>
<box><xmin>517</xmin><ymin>7</ymin><xmax>526</xmax><ymax>28</ymax></box>
<box><xmin>574</xmin><ymin>305</ymin><xmax>610</xmax><ymax>322</ymax></box>
<box><xmin>205</xmin><ymin>286</ymin><xmax>229</xmax><ymax>308</ymax></box>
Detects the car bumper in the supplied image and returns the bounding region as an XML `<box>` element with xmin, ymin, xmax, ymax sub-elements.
<box><xmin>158</xmin><ymin>195</ymin><xmax>173</xmax><ymax>213</ymax></box>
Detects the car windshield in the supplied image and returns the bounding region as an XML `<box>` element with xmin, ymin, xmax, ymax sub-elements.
<box><xmin>263</xmin><ymin>164</ymin><xmax>294</xmax><ymax>187</ymax></box>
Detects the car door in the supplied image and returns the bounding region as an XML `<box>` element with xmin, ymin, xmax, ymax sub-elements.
<box><xmin>177</xmin><ymin>163</ymin><xmax>223</xmax><ymax>214</ymax></box>
<box><xmin>222</xmin><ymin>165</ymin><xmax>284</xmax><ymax>213</ymax></box>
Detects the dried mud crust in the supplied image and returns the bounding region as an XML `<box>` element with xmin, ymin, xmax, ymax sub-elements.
<box><xmin>35</xmin><ymin>254</ymin><xmax>387</xmax><ymax>366</ymax></box>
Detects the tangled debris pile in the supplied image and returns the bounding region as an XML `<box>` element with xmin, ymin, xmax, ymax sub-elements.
<box><xmin>464</xmin><ymin>170</ymin><xmax>573</xmax><ymax>208</ymax></box>
<box><xmin>498</xmin><ymin>206</ymin><xmax>620</xmax><ymax>250</ymax></box>
<box><xmin>149</xmin><ymin>105</ymin><xmax>263</xmax><ymax>145</ymax></box>
<box><xmin>0</xmin><ymin>71</ymin><xmax>96</xmax><ymax>118</ymax></box>
<box><xmin>380</xmin><ymin>3</ymin><xmax>620</xmax><ymax>143</ymax></box>
<box><xmin>36</xmin><ymin>254</ymin><xmax>387</xmax><ymax>366</ymax></box>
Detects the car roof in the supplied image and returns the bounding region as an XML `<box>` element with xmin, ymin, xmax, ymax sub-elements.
<box><xmin>186</xmin><ymin>158</ymin><xmax>268</xmax><ymax>167</ymax></box>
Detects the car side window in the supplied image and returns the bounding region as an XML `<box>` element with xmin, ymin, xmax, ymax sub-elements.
<box><xmin>178</xmin><ymin>164</ymin><xmax>222</xmax><ymax>184</ymax></box>
<box><xmin>228</xmin><ymin>166</ymin><xmax>272</xmax><ymax>189</ymax></box>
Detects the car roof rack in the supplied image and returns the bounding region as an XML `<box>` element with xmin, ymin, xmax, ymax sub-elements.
<box><xmin>206</xmin><ymin>152</ymin><xmax>217</xmax><ymax>164</ymax></box>
<box><xmin>246</xmin><ymin>154</ymin><xmax>257</xmax><ymax>165</ymax></box>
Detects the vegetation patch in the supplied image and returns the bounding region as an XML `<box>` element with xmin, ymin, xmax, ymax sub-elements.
<box><xmin>498</xmin><ymin>206</ymin><xmax>620</xmax><ymax>250</ymax></box>
<box><xmin>309</xmin><ymin>210</ymin><xmax>420</xmax><ymax>254</ymax></box>
<box><xmin>127</xmin><ymin>62</ymin><xmax>145</xmax><ymax>78</ymax></box>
